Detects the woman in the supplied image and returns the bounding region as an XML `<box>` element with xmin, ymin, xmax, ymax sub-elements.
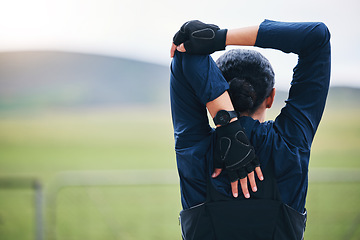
<box><xmin>170</xmin><ymin>19</ymin><xmax>331</xmax><ymax>239</ymax></box>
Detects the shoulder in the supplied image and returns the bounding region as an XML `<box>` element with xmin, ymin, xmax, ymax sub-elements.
<box><xmin>240</xmin><ymin>117</ymin><xmax>274</xmax><ymax>167</ymax></box>
<box><xmin>240</xmin><ymin>116</ymin><xmax>297</xmax><ymax>167</ymax></box>
<box><xmin>239</xmin><ymin>116</ymin><xmax>275</xmax><ymax>150</ymax></box>
<box><xmin>241</xmin><ymin>115</ymin><xmax>308</xmax><ymax>151</ymax></box>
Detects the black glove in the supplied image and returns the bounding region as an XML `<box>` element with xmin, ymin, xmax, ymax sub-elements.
<box><xmin>213</xmin><ymin>120</ymin><xmax>260</xmax><ymax>182</ymax></box>
<box><xmin>173</xmin><ymin>20</ymin><xmax>228</xmax><ymax>55</ymax></box>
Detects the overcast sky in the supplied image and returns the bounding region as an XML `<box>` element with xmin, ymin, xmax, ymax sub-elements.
<box><xmin>0</xmin><ymin>0</ymin><xmax>359</xmax><ymax>90</ymax></box>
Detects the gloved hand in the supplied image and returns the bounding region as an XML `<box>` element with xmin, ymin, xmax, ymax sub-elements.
<box><xmin>172</xmin><ymin>20</ymin><xmax>228</xmax><ymax>55</ymax></box>
<box><xmin>213</xmin><ymin>120</ymin><xmax>260</xmax><ymax>182</ymax></box>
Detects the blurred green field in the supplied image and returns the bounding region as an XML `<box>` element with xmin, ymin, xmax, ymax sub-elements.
<box><xmin>0</xmin><ymin>106</ymin><xmax>359</xmax><ymax>240</ymax></box>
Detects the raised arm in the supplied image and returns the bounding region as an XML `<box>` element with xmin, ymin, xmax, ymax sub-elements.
<box><xmin>171</xmin><ymin>21</ymin><xmax>263</xmax><ymax>198</ymax></box>
<box><xmin>171</xmin><ymin>51</ymin><xmax>262</xmax><ymax>198</ymax></box>
<box><xmin>255</xmin><ymin>20</ymin><xmax>331</xmax><ymax>150</ymax></box>
<box><xmin>253</xmin><ymin>21</ymin><xmax>331</xmax><ymax>196</ymax></box>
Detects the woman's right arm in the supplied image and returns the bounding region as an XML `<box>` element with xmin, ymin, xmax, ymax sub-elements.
<box><xmin>253</xmin><ymin>21</ymin><xmax>331</xmax><ymax>208</ymax></box>
<box><xmin>224</xmin><ymin>20</ymin><xmax>331</xmax><ymax>148</ymax></box>
<box><xmin>254</xmin><ymin>20</ymin><xmax>331</xmax><ymax>150</ymax></box>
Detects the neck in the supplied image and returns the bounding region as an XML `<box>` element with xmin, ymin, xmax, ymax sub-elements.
<box><xmin>239</xmin><ymin>107</ymin><xmax>266</xmax><ymax>123</ymax></box>
<box><xmin>251</xmin><ymin>111</ymin><xmax>266</xmax><ymax>123</ymax></box>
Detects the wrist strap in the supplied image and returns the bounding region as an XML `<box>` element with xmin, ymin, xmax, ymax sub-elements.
<box><xmin>213</xmin><ymin>110</ymin><xmax>238</xmax><ymax>126</ymax></box>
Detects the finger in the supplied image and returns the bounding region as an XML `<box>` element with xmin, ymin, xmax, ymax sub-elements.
<box><xmin>177</xmin><ymin>43</ymin><xmax>186</xmax><ymax>52</ymax></box>
<box><xmin>255</xmin><ymin>166</ymin><xmax>264</xmax><ymax>181</ymax></box>
<box><xmin>212</xmin><ymin>168</ymin><xmax>222</xmax><ymax>178</ymax></box>
<box><xmin>248</xmin><ymin>171</ymin><xmax>257</xmax><ymax>192</ymax></box>
<box><xmin>240</xmin><ymin>178</ymin><xmax>250</xmax><ymax>198</ymax></box>
<box><xmin>170</xmin><ymin>43</ymin><xmax>177</xmax><ymax>58</ymax></box>
<box><xmin>231</xmin><ymin>181</ymin><xmax>238</xmax><ymax>198</ymax></box>
<box><xmin>173</xmin><ymin>30</ymin><xmax>187</xmax><ymax>46</ymax></box>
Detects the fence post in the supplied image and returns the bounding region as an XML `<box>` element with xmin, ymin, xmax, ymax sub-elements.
<box><xmin>34</xmin><ymin>180</ymin><xmax>43</xmax><ymax>240</ymax></box>
<box><xmin>0</xmin><ymin>177</ymin><xmax>43</xmax><ymax>240</ymax></box>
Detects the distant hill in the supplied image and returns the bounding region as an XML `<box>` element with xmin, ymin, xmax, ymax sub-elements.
<box><xmin>0</xmin><ymin>51</ymin><xmax>359</xmax><ymax>113</ymax></box>
<box><xmin>326</xmin><ymin>86</ymin><xmax>360</xmax><ymax>108</ymax></box>
<box><xmin>271</xmin><ymin>86</ymin><xmax>360</xmax><ymax>111</ymax></box>
<box><xmin>0</xmin><ymin>51</ymin><xmax>170</xmax><ymax>111</ymax></box>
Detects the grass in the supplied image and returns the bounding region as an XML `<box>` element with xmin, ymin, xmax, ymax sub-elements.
<box><xmin>0</xmin><ymin>189</ymin><xmax>35</xmax><ymax>240</ymax></box>
<box><xmin>0</xmin><ymin>108</ymin><xmax>176</xmax><ymax>177</ymax></box>
<box><xmin>310</xmin><ymin>109</ymin><xmax>360</xmax><ymax>168</ymax></box>
<box><xmin>306</xmin><ymin>182</ymin><xmax>360</xmax><ymax>240</ymax></box>
<box><xmin>55</xmin><ymin>185</ymin><xmax>181</xmax><ymax>240</ymax></box>
<box><xmin>0</xmin><ymin>106</ymin><xmax>359</xmax><ymax>239</ymax></box>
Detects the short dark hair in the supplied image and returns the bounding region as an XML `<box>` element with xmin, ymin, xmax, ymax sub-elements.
<box><xmin>216</xmin><ymin>49</ymin><xmax>275</xmax><ymax>114</ymax></box>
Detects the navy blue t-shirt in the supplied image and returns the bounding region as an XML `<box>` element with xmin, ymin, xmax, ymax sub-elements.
<box><xmin>170</xmin><ymin>20</ymin><xmax>331</xmax><ymax>213</ymax></box>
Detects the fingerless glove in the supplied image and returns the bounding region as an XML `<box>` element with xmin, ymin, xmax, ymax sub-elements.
<box><xmin>173</xmin><ymin>20</ymin><xmax>228</xmax><ymax>55</ymax></box>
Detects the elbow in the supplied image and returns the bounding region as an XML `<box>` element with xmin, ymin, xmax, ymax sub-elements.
<box><xmin>300</xmin><ymin>22</ymin><xmax>331</xmax><ymax>57</ymax></box>
<box><xmin>311</xmin><ymin>22</ymin><xmax>331</xmax><ymax>45</ymax></box>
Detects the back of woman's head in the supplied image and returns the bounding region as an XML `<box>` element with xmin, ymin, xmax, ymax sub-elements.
<box><xmin>216</xmin><ymin>49</ymin><xmax>275</xmax><ymax>114</ymax></box>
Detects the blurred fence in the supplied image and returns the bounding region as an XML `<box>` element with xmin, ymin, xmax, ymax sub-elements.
<box><xmin>45</xmin><ymin>170</ymin><xmax>178</xmax><ymax>240</ymax></box>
